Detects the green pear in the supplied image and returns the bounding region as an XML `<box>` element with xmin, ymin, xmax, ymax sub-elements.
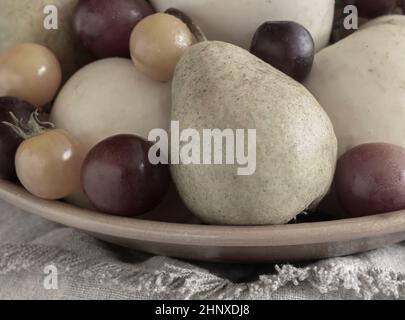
<box><xmin>171</xmin><ymin>41</ymin><xmax>337</xmax><ymax>225</ymax></box>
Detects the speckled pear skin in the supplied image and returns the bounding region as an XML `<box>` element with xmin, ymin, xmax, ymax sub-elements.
<box><xmin>171</xmin><ymin>41</ymin><xmax>337</xmax><ymax>226</ymax></box>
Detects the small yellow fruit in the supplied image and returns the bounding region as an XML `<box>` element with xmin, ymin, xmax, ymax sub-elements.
<box><xmin>0</xmin><ymin>43</ymin><xmax>62</xmax><ymax>108</ymax></box>
<box><xmin>130</xmin><ymin>13</ymin><xmax>194</xmax><ymax>82</ymax></box>
<box><xmin>16</xmin><ymin>129</ymin><xmax>84</xmax><ymax>200</ymax></box>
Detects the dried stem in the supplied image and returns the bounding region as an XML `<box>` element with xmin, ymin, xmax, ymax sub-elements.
<box><xmin>165</xmin><ymin>8</ymin><xmax>208</xmax><ymax>43</ymax></box>
<box><xmin>2</xmin><ymin>111</ymin><xmax>55</xmax><ymax>140</ymax></box>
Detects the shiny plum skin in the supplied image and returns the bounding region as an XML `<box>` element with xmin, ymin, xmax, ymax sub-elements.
<box><xmin>250</xmin><ymin>21</ymin><xmax>315</xmax><ymax>82</ymax></box>
<box><xmin>82</xmin><ymin>134</ymin><xmax>170</xmax><ymax>217</ymax></box>
<box><xmin>0</xmin><ymin>97</ymin><xmax>35</xmax><ymax>180</ymax></box>
<box><xmin>73</xmin><ymin>0</ymin><xmax>155</xmax><ymax>58</ymax></box>
<box><xmin>343</xmin><ymin>0</ymin><xmax>397</xmax><ymax>18</ymax></box>
<box><xmin>335</xmin><ymin>143</ymin><xmax>405</xmax><ymax>218</ymax></box>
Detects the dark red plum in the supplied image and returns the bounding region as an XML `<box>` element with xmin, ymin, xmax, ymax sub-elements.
<box><xmin>73</xmin><ymin>0</ymin><xmax>155</xmax><ymax>58</ymax></box>
<box><xmin>343</xmin><ymin>0</ymin><xmax>397</xmax><ymax>18</ymax></box>
<box><xmin>82</xmin><ymin>134</ymin><xmax>170</xmax><ymax>217</ymax></box>
<box><xmin>335</xmin><ymin>143</ymin><xmax>405</xmax><ymax>218</ymax></box>
<box><xmin>0</xmin><ymin>97</ymin><xmax>35</xmax><ymax>180</ymax></box>
<box><xmin>250</xmin><ymin>21</ymin><xmax>314</xmax><ymax>82</ymax></box>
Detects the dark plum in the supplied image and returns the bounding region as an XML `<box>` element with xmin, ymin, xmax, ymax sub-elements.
<box><xmin>0</xmin><ymin>97</ymin><xmax>35</xmax><ymax>180</ymax></box>
<box><xmin>82</xmin><ymin>134</ymin><xmax>170</xmax><ymax>217</ymax></box>
<box><xmin>343</xmin><ymin>0</ymin><xmax>397</xmax><ymax>18</ymax></box>
<box><xmin>335</xmin><ymin>143</ymin><xmax>405</xmax><ymax>218</ymax></box>
<box><xmin>250</xmin><ymin>21</ymin><xmax>315</xmax><ymax>82</ymax></box>
<box><xmin>73</xmin><ymin>0</ymin><xmax>155</xmax><ymax>58</ymax></box>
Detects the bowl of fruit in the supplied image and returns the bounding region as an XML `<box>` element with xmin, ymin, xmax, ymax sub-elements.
<box><xmin>1</xmin><ymin>0</ymin><xmax>405</xmax><ymax>263</ymax></box>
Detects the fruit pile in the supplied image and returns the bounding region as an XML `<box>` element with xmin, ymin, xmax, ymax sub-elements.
<box><xmin>1</xmin><ymin>0</ymin><xmax>405</xmax><ymax>226</ymax></box>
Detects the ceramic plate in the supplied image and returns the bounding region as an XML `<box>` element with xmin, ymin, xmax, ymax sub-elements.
<box><xmin>1</xmin><ymin>179</ymin><xmax>405</xmax><ymax>263</ymax></box>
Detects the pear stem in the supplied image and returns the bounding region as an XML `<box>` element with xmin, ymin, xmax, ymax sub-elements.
<box><xmin>165</xmin><ymin>8</ymin><xmax>208</xmax><ymax>43</ymax></box>
<box><xmin>2</xmin><ymin>111</ymin><xmax>55</xmax><ymax>140</ymax></box>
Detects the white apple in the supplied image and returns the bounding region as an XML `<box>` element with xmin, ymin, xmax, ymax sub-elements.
<box><xmin>150</xmin><ymin>0</ymin><xmax>335</xmax><ymax>52</ymax></box>
<box><xmin>305</xmin><ymin>16</ymin><xmax>405</xmax><ymax>157</ymax></box>
<box><xmin>50</xmin><ymin>58</ymin><xmax>171</xmax><ymax>155</ymax></box>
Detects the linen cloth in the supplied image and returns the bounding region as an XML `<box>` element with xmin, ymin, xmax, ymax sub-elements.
<box><xmin>0</xmin><ymin>199</ymin><xmax>404</xmax><ymax>300</ymax></box>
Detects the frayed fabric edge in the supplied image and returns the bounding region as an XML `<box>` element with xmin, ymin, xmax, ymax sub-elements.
<box><xmin>0</xmin><ymin>244</ymin><xmax>404</xmax><ymax>300</ymax></box>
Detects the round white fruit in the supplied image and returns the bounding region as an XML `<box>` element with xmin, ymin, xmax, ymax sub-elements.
<box><xmin>51</xmin><ymin>58</ymin><xmax>171</xmax><ymax>154</ymax></box>
<box><xmin>305</xmin><ymin>16</ymin><xmax>405</xmax><ymax>157</ymax></box>
<box><xmin>150</xmin><ymin>0</ymin><xmax>335</xmax><ymax>52</ymax></box>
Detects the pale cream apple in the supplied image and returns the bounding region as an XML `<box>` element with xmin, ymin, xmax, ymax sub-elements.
<box><xmin>150</xmin><ymin>0</ymin><xmax>335</xmax><ymax>52</ymax></box>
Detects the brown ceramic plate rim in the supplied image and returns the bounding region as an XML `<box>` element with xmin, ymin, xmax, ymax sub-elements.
<box><xmin>1</xmin><ymin>180</ymin><xmax>405</xmax><ymax>247</ymax></box>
